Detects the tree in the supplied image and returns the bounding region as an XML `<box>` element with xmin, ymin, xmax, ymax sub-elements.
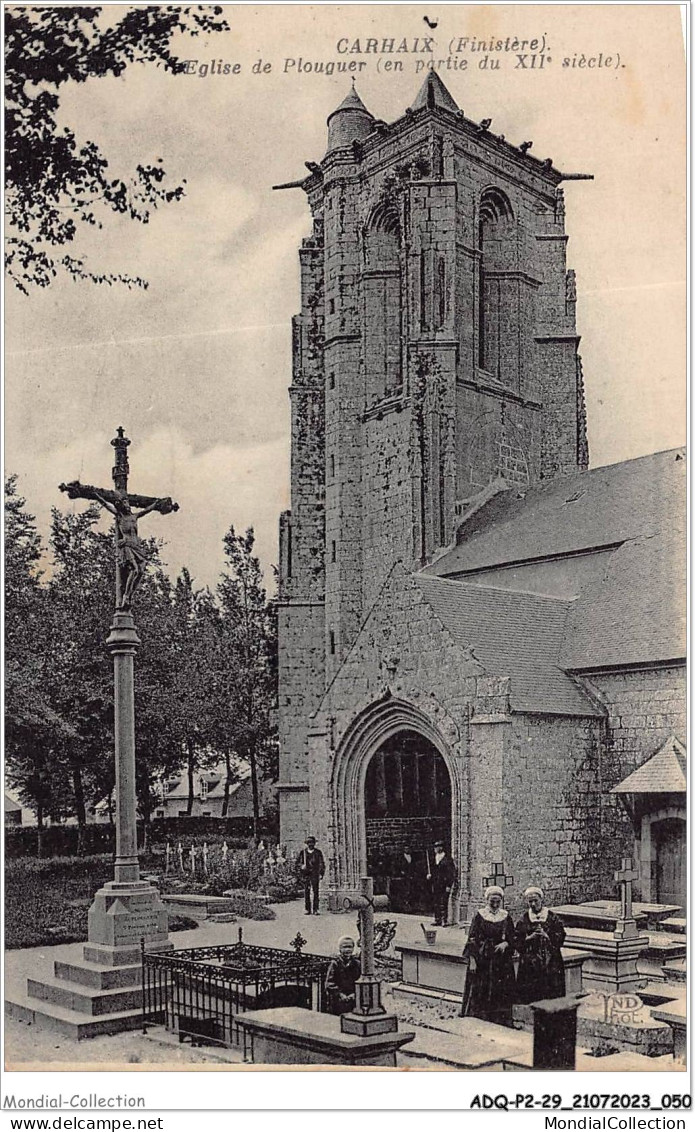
<box><xmin>45</xmin><ymin>504</ymin><xmax>115</xmax><ymax>850</ymax></box>
<box><xmin>5</xmin><ymin>5</ymin><xmax>229</xmax><ymax>292</ymax></box>
<box><xmin>215</xmin><ymin>527</ymin><xmax>277</xmax><ymax>836</ymax></box>
<box><xmin>4</xmin><ymin>477</ymin><xmax>74</xmax><ymax>849</ymax></box>
<box><xmin>159</xmin><ymin>569</ymin><xmax>220</xmax><ymax>815</ymax></box>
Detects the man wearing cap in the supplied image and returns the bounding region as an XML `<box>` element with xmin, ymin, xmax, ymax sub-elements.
<box><xmin>427</xmin><ymin>839</ymin><xmax>457</xmax><ymax>926</ymax></box>
<box><xmin>296</xmin><ymin>835</ymin><xmax>325</xmax><ymax>915</ymax></box>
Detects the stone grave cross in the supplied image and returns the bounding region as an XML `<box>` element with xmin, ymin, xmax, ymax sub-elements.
<box><xmin>340</xmin><ymin>876</ymin><xmax>398</xmax><ymax>1038</ymax></box>
<box><xmin>613</xmin><ymin>857</ymin><xmax>639</xmax><ymax>940</ymax></box>
<box><xmin>483</xmin><ymin>861</ymin><xmax>514</xmax><ymax>894</ymax></box>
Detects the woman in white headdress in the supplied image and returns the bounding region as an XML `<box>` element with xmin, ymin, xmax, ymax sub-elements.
<box><xmin>515</xmin><ymin>886</ymin><xmax>566</xmax><ymax>1004</ymax></box>
<box><xmin>460</xmin><ymin>885</ymin><xmax>516</xmax><ymax>1025</ymax></box>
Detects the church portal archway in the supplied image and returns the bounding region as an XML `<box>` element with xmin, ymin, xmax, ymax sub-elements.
<box><xmin>365</xmin><ymin>730</ymin><xmax>452</xmax><ymax>913</ymax></box>
<box><xmin>329</xmin><ymin>697</ymin><xmax>464</xmax><ymax>917</ymax></box>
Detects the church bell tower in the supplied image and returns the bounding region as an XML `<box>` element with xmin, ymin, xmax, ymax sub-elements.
<box><xmin>276</xmin><ymin>73</ymin><xmax>590</xmax><ymax>852</ymax></box>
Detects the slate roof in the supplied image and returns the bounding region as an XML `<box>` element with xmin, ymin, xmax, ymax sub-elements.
<box><xmin>611</xmin><ymin>736</ymin><xmax>686</xmax><ymax>794</ymax></box>
<box><xmin>328</xmin><ymin>85</ymin><xmax>373</xmax><ymax>120</ymax></box>
<box><xmin>165</xmin><ymin>765</ymin><xmax>251</xmax><ymax>801</ymax></box>
<box><xmin>414</xmin><ymin>575</ymin><xmax>601</xmax><ymax>717</ymax></box>
<box><xmin>428</xmin><ymin>448</ymin><xmax>686</xmax><ymax>671</ymax></box>
<box><xmin>410</xmin><ymin>72</ymin><xmax>460</xmax><ymax>115</ymax></box>
<box><xmin>431</xmin><ymin>448</ymin><xmax>685</xmax><ymax>573</ymax></box>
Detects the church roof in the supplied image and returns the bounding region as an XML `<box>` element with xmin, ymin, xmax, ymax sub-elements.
<box><xmin>410</xmin><ymin>72</ymin><xmax>460</xmax><ymax>115</ymax></box>
<box><xmin>414</xmin><ymin>575</ymin><xmax>601</xmax><ymax>717</ymax></box>
<box><xmin>327</xmin><ymin>84</ymin><xmax>373</xmax><ymax>122</ymax></box>
<box><xmin>611</xmin><ymin>736</ymin><xmax>686</xmax><ymax>794</ymax></box>
<box><xmin>428</xmin><ymin>448</ymin><xmax>686</xmax><ymax>671</ymax></box>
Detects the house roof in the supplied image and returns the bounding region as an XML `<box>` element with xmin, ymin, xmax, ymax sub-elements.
<box><xmin>5</xmin><ymin>794</ymin><xmax>21</xmax><ymax>812</ymax></box>
<box><xmin>414</xmin><ymin>575</ymin><xmax>601</xmax><ymax>717</ymax></box>
<box><xmin>611</xmin><ymin>736</ymin><xmax>686</xmax><ymax>794</ymax></box>
<box><xmin>427</xmin><ymin>448</ymin><xmax>686</xmax><ymax>671</ymax></box>
<box><xmin>165</xmin><ymin>765</ymin><xmax>251</xmax><ymax>800</ymax></box>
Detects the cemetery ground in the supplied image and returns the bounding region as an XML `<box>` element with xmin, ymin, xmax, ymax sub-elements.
<box><xmin>5</xmin><ymin>845</ymin><xmax>288</xmax><ymax>951</ymax></box>
<box><xmin>4</xmin><ymin>893</ymin><xmax>684</xmax><ymax>1072</ymax></box>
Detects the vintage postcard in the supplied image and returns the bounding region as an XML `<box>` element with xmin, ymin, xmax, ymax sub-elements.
<box><xmin>3</xmin><ymin>0</ymin><xmax>688</xmax><ymax>1107</ymax></box>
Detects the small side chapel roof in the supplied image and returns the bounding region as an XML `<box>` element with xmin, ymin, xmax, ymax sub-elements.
<box><xmin>611</xmin><ymin>736</ymin><xmax>686</xmax><ymax>794</ymax></box>
<box><xmin>413</xmin><ymin>574</ymin><xmax>601</xmax><ymax>717</ymax></box>
<box><xmin>410</xmin><ymin>71</ymin><xmax>460</xmax><ymax>115</ymax></box>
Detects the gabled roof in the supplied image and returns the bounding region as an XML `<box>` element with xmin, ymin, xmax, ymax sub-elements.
<box><xmin>5</xmin><ymin>794</ymin><xmax>21</xmax><ymax>812</ymax></box>
<box><xmin>428</xmin><ymin>448</ymin><xmax>686</xmax><ymax>671</ymax></box>
<box><xmin>414</xmin><ymin>575</ymin><xmax>601</xmax><ymax>717</ymax></box>
<box><xmin>611</xmin><ymin>736</ymin><xmax>686</xmax><ymax>794</ymax></box>
<box><xmin>430</xmin><ymin>448</ymin><xmax>685</xmax><ymax>575</ymax></box>
<box><xmin>164</xmin><ymin>765</ymin><xmax>251</xmax><ymax>800</ymax></box>
<box><xmin>410</xmin><ymin>72</ymin><xmax>460</xmax><ymax>115</ymax></box>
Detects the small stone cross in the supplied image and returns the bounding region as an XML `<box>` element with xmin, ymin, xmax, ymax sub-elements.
<box><xmin>614</xmin><ymin>857</ymin><xmax>639</xmax><ymax>940</ymax></box>
<box><xmin>483</xmin><ymin>861</ymin><xmax>514</xmax><ymax>892</ymax></box>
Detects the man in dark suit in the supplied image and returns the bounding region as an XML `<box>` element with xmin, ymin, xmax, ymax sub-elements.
<box><xmin>296</xmin><ymin>836</ymin><xmax>325</xmax><ymax>915</ymax></box>
<box><xmin>393</xmin><ymin>846</ymin><xmax>419</xmax><ymax>913</ymax></box>
<box><xmin>427</xmin><ymin>840</ymin><xmax>456</xmax><ymax>926</ymax></box>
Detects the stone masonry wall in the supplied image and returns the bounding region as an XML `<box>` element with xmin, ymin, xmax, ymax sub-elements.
<box><xmin>580</xmin><ymin>664</ymin><xmax>687</xmax><ymax>897</ymax></box>
<box><xmin>501</xmin><ymin>714</ymin><xmax>609</xmax><ymax>912</ymax></box>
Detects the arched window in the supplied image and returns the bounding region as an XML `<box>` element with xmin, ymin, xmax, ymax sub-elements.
<box><xmin>363</xmin><ymin>203</ymin><xmax>403</xmax><ymax>399</ymax></box>
<box><xmin>478</xmin><ymin>189</ymin><xmax>514</xmax><ymax>378</ymax></box>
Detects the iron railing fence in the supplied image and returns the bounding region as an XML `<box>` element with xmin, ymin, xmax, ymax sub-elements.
<box><xmin>142</xmin><ymin>939</ymin><xmax>332</xmax><ymax>1051</ymax></box>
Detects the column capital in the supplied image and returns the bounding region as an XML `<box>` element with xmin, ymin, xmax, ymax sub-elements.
<box><xmin>106</xmin><ymin>610</ymin><xmax>141</xmax><ymax>654</ymax></box>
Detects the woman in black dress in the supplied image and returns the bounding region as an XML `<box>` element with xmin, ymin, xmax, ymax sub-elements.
<box><xmin>325</xmin><ymin>936</ymin><xmax>361</xmax><ymax>1015</ymax></box>
<box><xmin>515</xmin><ymin>886</ymin><xmax>566</xmax><ymax>1004</ymax></box>
<box><xmin>460</xmin><ymin>885</ymin><xmax>516</xmax><ymax>1026</ymax></box>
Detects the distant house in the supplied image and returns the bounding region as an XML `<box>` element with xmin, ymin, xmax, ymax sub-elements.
<box><xmin>155</xmin><ymin>764</ymin><xmax>256</xmax><ymax>820</ymax></box>
<box><xmin>4</xmin><ymin>794</ymin><xmax>22</xmax><ymax>826</ymax></box>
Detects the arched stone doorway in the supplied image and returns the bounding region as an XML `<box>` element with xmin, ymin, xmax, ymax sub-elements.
<box><xmin>328</xmin><ymin>697</ymin><xmax>464</xmax><ymax>918</ymax></box>
<box><xmin>365</xmin><ymin>731</ymin><xmax>452</xmax><ymax>913</ymax></box>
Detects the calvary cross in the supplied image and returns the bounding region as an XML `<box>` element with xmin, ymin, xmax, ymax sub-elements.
<box><xmin>60</xmin><ymin>427</ymin><xmax>178</xmax><ymax>609</ymax></box>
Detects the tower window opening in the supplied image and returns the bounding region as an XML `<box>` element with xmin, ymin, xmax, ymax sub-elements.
<box><xmin>329</xmin><ymin>630</ymin><xmax>336</xmax><ymax>655</ymax></box>
<box><xmin>363</xmin><ymin>205</ymin><xmax>403</xmax><ymax>398</ymax></box>
<box><xmin>478</xmin><ymin>189</ymin><xmax>514</xmax><ymax>378</ymax></box>
<box><xmin>331</xmin><ymin>539</ymin><xmax>336</xmax><ymax>563</ymax></box>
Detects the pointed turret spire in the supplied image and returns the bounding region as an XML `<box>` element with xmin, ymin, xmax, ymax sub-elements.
<box><xmin>410</xmin><ymin>71</ymin><xmax>460</xmax><ymax>115</ymax></box>
<box><xmin>326</xmin><ymin>83</ymin><xmax>374</xmax><ymax>151</ymax></box>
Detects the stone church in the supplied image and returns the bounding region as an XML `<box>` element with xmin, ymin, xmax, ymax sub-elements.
<box><xmin>275</xmin><ymin>73</ymin><xmax>686</xmax><ymax>921</ymax></box>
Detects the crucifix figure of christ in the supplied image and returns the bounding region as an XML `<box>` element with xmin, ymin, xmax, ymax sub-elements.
<box><xmin>60</xmin><ymin>427</ymin><xmax>178</xmax><ymax>610</ymax></box>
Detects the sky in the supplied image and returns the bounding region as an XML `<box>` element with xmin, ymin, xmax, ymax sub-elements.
<box><xmin>5</xmin><ymin>3</ymin><xmax>686</xmax><ymax>592</ymax></box>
